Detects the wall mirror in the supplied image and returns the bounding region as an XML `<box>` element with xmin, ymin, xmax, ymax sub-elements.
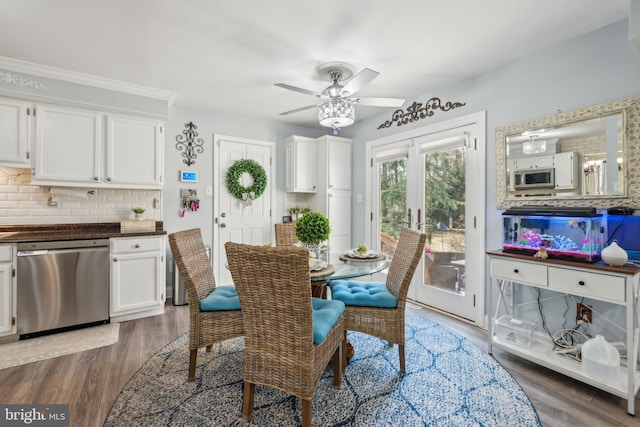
<box><xmin>496</xmin><ymin>95</ymin><xmax>640</xmax><ymax>208</ymax></box>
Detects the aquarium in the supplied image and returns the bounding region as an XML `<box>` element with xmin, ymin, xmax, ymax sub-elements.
<box><xmin>502</xmin><ymin>207</ymin><xmax>604</xmax><ymax>262</ymax></box>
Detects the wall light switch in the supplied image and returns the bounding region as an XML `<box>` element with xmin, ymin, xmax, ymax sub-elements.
<box><xmin>206</xmin><ymin>185</ymin><xmax>213</xmax><ymax>196</ymax></box>
<box><xmin>357</xmin><ymin>194</ymin><xmax>362</xmax><ymax>203</ymax></box>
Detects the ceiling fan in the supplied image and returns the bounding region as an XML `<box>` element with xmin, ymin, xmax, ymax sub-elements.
<box><xmin>275</xmin><ymin>62</ymin><xmax>405</xmax><ymax>134</ymax></box>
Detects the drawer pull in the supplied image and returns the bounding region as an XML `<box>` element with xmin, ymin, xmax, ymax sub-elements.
<box><xmin>513</xmin><ymin>269</ymin><xmax>519</xmax><ymax>273</ymax></box>
<box><xmin>578</xmin><ymin>280</ymin><xmax>585</xmax><ymax>286</ymax></box>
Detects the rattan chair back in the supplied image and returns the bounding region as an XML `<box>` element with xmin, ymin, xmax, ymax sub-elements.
<box><xmin>225</xmin><ymin>242</ymin><xmax>344</xmax><ymax>426</ymax></box>
<box><xmin>168</xmin><ymin>228</ymin><xmax>243</xmax><ymax>381</ymax></box>
<box><xmin>274</xmin><ymin>222</ymin><xmax>298</xmax><ymax>246</ymax></box>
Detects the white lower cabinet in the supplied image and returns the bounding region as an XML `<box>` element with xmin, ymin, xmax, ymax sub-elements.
<box><xmin>0</xmin><ymin>245</ymin><xmax>16</xmax><ymax>339</ymax></box>
<box><xmin>110</xmin><ymin>236</ymin><xmax>165</xmax><ymax>322</ymax></box>
<box><xmin>488</xmin><ymin>251</ymin><xmax>640</xmax><ymax>415</ymax></box>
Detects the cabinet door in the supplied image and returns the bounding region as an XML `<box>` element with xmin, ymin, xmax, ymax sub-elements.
<box><xmin>0</xmin><ymin>262</ymin><xmax>14</xmax><ymax>336</ymax></box>
<box><xmin>553</xmin><ymin>152</ymin><xmax>576</xmax><ymax>189</ymax></box>
<box><xmin>327</xmin><ymin>191</ymin><xmax>352</xmax><ymax>253</ymax></box>
<box><xmin>33</xmin><ymin>104</ymin><xmax>102</xmax><ymax>184</ymax></box>
<box><xmin>106</xmin><ymin>115</ymin><xmax>164</xmax><ymax>188</ymax></box>
<box><xmin>110</xmin><ymin>251</ymin><xmax>164</xmax><ymax>315</ymax></box>
<box><xmin>0</xmin><ymin>98</ymin><xmax>30</xmax><ymax>168</ymax></box>
<box><xmin>515</xmin><ymin>155</ymin><xmax>553</xmax><ymax>170</ymax></box>
<box><xmin>328</xmin><ymin>139</ymin><xmax>351</xmax><ymax>190</ymax></box>
<box><xmin>286</xmin><ymin>137</ymin><xmax>317</xmax><ymax>192</ymax></box>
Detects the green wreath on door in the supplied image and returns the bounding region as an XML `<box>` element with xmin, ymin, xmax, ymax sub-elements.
<box><xmin>226</xmin><ymin>159</ymin><xmax>267</xmax><ymax>204</ymax></box>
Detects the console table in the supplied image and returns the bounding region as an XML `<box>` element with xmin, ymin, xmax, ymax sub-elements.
<box><xmin>487</xmin><ymin>250</ymin><xmax>640</xmax><ymax>415</ymax></box>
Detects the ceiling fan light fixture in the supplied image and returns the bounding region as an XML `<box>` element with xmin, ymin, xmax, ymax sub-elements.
<box><xmin>318</xmin><ymin>99</ymin><xmax>355</xmax><ymax>128</ymax></box>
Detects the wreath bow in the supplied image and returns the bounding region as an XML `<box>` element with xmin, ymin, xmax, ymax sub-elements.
<box><xmin>241</xmin><ymin>191</ymin><xmax>256</xmax><ymax>206</ymax></box>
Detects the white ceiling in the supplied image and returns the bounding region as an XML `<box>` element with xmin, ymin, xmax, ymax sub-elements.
<box><xmin>0</xmin><ymin>0</ymin><xmax>630</xmax><ymax>130</ymax></box>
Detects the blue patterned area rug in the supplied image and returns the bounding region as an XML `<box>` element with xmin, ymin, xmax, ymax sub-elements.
<box><xmin>105</xmin><ymin>314</ymin><xmax>541</xmax><ymax>426</ymax></box>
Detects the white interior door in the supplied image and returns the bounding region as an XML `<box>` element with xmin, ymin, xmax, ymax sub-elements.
<box><xmin>367</xmin><ymin>112</ymin><xmax>485</xmax><ymax>324</ymax></box>
<box><xmin>214</xmin><ymin>135</ymin><xmax>274</xmax><ymax>284</ymax></box>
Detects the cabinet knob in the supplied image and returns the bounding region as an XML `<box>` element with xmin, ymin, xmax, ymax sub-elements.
<box><xmin>106</xmin><ymin>177</ymin><xmax>112</xmax><ymax>181</ymax></box>
<box><xmin>578</xmin><ymin>280</ymin><xmax>585</xmax><ymax>286</ymax></box>
<box><xmin>93</xmin><ymin>176</ymin><xmax>99</xmax><ymax>181</ymax></box>
<box><xmin>113</xmin><ymin>257</ymin><xmax>118</xmax><ymax>262</ymax></box>
<box><xmin>220</xmin><ymin>223</ymin><xmax>226</xmax><ymax>228</ymax></box>
<box><xmin>134</xmin><ymin>244</ymin><xmax>141</xmax><ymax>248</ymax></box>
<box><xmin>513</xmin><ymin>269</ymin><xmax>519</xmax><ymax>273</ymax></box>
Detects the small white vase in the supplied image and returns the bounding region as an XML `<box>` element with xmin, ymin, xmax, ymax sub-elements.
<box><xmin>601</xmin><ymin>240</ymin><xmax>628</xmax><ymax>266</ymax></box>
<box><xmin>135</xmin><ymin>213</ymin><xmax>145</xmax><ymax>220</ymax></box>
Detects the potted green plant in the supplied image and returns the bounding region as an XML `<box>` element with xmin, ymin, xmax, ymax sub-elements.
<box><xmin>131</xmin><ymin>207</ymin><xmax>146</xmax><ymax>220</ymax></box>
<box><xmin>295</xmin><ymin>211</ymin><xmax>330</xmax><ymax>257</ymax></box>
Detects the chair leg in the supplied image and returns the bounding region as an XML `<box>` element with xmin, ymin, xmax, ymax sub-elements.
<box><xmin>332</xmin><ymin>341</ymin><xmax>342</xmax><ymax>388</ymax></box>
<box><xmin>398</xmin><ymin>344</ymin><xmax>406</xmax><ymax>374</ymax></box>
<box><xmin>342</xmin><ymin>330</ymin><xmax>348</xmax><ymax>371</ymax></box>
<box><xmin>188</xmin><ymin>349</ymin><xmax>197</xmax><ymax>381</ymax></box>
<box><xmin>301</xmin><ymin>398</ymin><xmax>312</xmax><ymax>427</ymax></box>
<box><xmin>205</xmin><ymin>344</ymin><xmax>212</xmax><ymax>352</ymax></box>
<box><xmin>242</xmin><ymin>381</ymin><xmax>255</xmax><ymax>422</ymax></box>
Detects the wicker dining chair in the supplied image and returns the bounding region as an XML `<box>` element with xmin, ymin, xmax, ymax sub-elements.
<box><xmin>330</xmin><ymin>227</ymin><xmax>426</xmax><ymax>374</ymax></box>
<box><xmin>168</xmin><ymin>228</ymin><xmax>243</xmax><ymax>381</ymax></box>
<box><xmin>274</xmin><ymin>222</ymin><xmax>298</xmax><ymax>246</ymax></box>
<box><xmin>225</xmin><ymin>242</ymin><xmax>345</xmax><ymax>427</ymax></box>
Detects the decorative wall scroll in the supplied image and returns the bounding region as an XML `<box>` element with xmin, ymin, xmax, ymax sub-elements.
<box><xmin>175</xmin><ymin>121</ymin><xmax>204</xmax><ymax>166</ymax></box>
<box><xmin>377</xmin><ymin>98</ymin><xmax>466</xmax><ymax>129</ymax></box>
<box><xmin>0</xmin><ymin>71</ymin><xmax>48</xmax><ymax>91</ymax></box>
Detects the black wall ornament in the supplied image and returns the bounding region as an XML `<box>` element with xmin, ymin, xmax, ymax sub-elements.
<box><xmin>175</xmin><ymin>122</ymin><xmax>204</xmax><ymax>166</ymax></box>
<box><xmin>377</xmin><ymin>98</ymin><xmax>466</xmax><ymax>129</ymax></box>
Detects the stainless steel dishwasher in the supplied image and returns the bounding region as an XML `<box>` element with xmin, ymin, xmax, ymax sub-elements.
<box><xmin>17</xmin><ymin>239</ymin><xmax>110</xmax><ymax>339</ymax></box>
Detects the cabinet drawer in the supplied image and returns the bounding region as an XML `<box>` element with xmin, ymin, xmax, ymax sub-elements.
<box><xmin>548</xmin><ymin>267</ymin><xmax>625</xmax><ymax>303</ymax></box>
<box><xmin>491</xmin><ymin>258</ymin><xmax>547</xmax><ymax>287</ymax></box>
<box><xmin>110</xmin><ymin>236</ymin><xmax>164</xmax><ymax>254</ymax></box>
<box><xmin>0</xmin><ymin>245</ymin><xmax>12</xmax><ymax>262</ymax></box>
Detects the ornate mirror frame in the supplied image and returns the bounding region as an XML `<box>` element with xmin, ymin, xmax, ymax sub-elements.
<box><xmin>496</xmin><ymin>95</ymin><xmax>640</xmax><ymax>209</ymax></box>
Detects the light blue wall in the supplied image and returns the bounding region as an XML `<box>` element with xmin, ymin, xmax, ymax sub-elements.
<box><xmin>163</xmin><ymin>105</ymin><xmax>324</xmax><ymax>252</ymax></box>
<box><xmin>346</xmin><ymin>20</ymin><xmax>640</xmax><ymax>250</ymax></box>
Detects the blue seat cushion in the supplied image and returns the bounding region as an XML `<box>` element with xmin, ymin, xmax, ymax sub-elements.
<box><xmin>330</xmin><ymin>280</ymin><xmax>397</xmax><ymax>308</ymax></box>
<box><xmin>199</xmin><ymin>285</ymin><xmax>241</xmax><ymax>311</ymax></box>
<box><xmin>312</xmin><ymin>297</ymin><xmax>345</xmax><ymax>345</ymax></box>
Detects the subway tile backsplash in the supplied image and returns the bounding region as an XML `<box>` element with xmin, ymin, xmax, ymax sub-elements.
<box><xmin>0</xmin><ymin>168</ymin><xmax>161</xmax><ymax>224</ymax></box>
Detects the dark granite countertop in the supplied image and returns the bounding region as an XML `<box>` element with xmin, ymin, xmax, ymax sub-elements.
<box><xmin>0</xmin><ymin>222</ymin><xmax>166</xmax><ymax>243</ymax></box>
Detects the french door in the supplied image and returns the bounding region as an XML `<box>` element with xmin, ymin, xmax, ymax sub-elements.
<box><xmin>366</xmin><ymin>112</ymin><xmax>485</xmax><ymax>323</ymax></box>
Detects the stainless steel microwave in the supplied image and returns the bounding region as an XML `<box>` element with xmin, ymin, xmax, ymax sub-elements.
<box><xmin>513</xmin><ymin>168</ymin><xmax>555</xmax><ymax>190</ymax></box>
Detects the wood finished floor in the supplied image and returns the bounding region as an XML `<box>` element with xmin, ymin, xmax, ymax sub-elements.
<box><xmin>0</xmin><ymin>302</ymin><xmax>638</xmax><ymax>427</ymax></box>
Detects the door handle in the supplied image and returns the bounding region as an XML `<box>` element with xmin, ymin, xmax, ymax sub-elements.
<box><xmin>404</xmin><ymin>208</ymin><xmax>412</xmax><ymax>228</ymax></box>
<box><xmin>416</xmin><ymin>208</ymin><xmax>422</xmax><ymax>230</ymax></box>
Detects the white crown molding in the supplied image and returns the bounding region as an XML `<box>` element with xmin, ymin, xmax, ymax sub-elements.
<box><xmin>0</xmin><ymin>56</ymin><xmax>176</xmax><ymax>105</ymax></box>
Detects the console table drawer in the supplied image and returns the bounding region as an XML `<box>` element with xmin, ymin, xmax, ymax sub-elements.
<box><xmin>490</xmin><ymin>258</ymin><xmax>547</xmax><ymax>287</ymax></box>
<box><xmin>548</xmin><ymin>267</ymin><xmax>625</xmax><ymax>303</ymax></box>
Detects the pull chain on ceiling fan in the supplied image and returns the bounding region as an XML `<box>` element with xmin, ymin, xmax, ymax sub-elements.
<box><xmin>275</xmin><ymin>62</ymin><xmax>405</xmax><ymax>134</ymax></box>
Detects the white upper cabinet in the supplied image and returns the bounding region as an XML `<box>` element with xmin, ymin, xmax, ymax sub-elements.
<box><xmin>323</xmin><ymin>136</ymin><xmax>351</xmax><ymax>191</ymax></box>
<box><xmin>106</xmin><ymin>115</ymin><xmax>163</xmax><ymax>187</ymax></box>
<box><xmin>33</xmin><ymin>104</ymin><xmax>102</xmax><ymax>185</ymax></box>
<box><xmin>552</xmin><ymin>151</ymin><xmax>577</xmax><ymax>190</ymax></box>
<box><xmin>285</xmin><ymin>135</ymin><xmax>317</xmax><ymax>192</ymax></box>
<box><xmin>31</xmin><ymin>103</ymin><xmax>164</xmax><ymax>189</ymax></box>
<box><xmin>0</xmin><ymin>98</ymin><xmax>31</xmax><ymax>168</ymax></box>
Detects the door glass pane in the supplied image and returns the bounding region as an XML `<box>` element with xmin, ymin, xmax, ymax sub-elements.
<box><xmin>423</xmin><ymin>148</ymin><xmax>466</xmax><ymax>294</ymax></box>
<box><xmin>378</xmin><ymin>158</ymin><xmax>407</xmax><ymax>260</ymax></box>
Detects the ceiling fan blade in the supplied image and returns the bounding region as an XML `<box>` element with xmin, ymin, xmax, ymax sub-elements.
<box><xmin>279</xmin><ymin>104</ymin><xmax>318</xmax><ymax>116</ymax></box>
<box><xmin>274</xmin><ymin>83</ymin><xmax>321</xmax><ymax>97</ymax></box>
<box><xmin>342</xmin><ymin>68</ymin><xmax>379</xmax><ymax>96</ymax></box>
<box><xmin>353</xmin><ymin>97</ymin><xmax>405</xmax><ymax>107</ymax></box>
